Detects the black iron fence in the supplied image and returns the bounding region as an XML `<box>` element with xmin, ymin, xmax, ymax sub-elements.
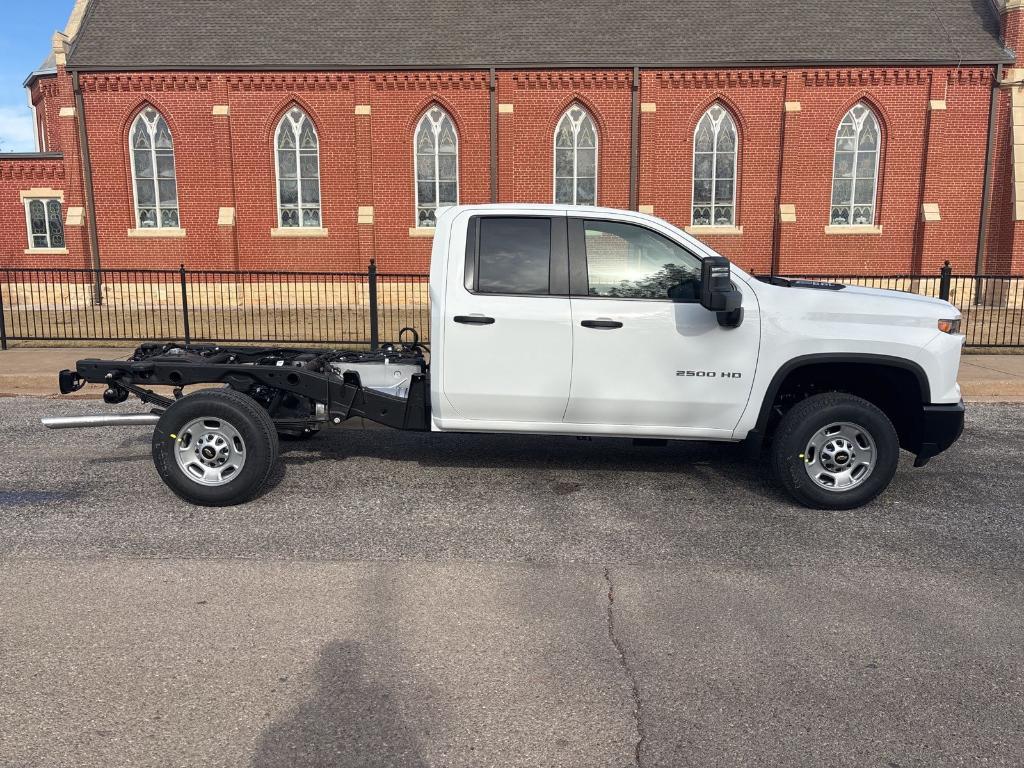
<box><xmin>0</xmin><ymin>261</ymin><xmax>1021</xmax><ymax>349</ymax></box>
<box><xmin>0</xmin><ymin>261</ymin><xmax>429</xmax><ymax>350</ymax></box>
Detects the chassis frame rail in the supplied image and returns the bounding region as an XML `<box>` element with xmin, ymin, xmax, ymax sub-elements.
<box><xmin>60</xmin><ymin>355</ymin><xmax>431</xmax><ymax>432</ymax></box>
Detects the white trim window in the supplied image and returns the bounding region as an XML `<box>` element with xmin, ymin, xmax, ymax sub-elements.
<box><xmin>830</xmin><ymin>103</ymin><xmax>881</xmax><ymax>226</ymax></box>
<box><xmin>554</xmin><ymin>105</ymin><xmax>597</xmax><ymax>205</ymax></box>
<box><xmin>275</xmin><ymin>108</ymin><xmax>322</xmax><ymax>228</ymax></box>
<box><xmin>414</xmin><ymin>106</ymin><xmax>459</xmax><ymax>228</ymax></box>
<box><xmin>692</xmin><ymin>105</ymin><xmax>737</xmax><ymax>226</ymax></box>
<box><xmin>24</xmin><ymin>198</ymin><xmax>64</xmax><ymax>249</ymax></box>
<box><xmin>129</xmin><ymin>108</ymin><xmax>180</xmax><ymax>228</ymax></box>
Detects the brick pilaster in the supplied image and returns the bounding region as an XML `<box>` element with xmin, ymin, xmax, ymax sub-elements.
<box><xmin>496</xmin><ymin>74</ymin><xmax>515</xmax><ymax>203</ymax></box>
<box><xmin>354</xmin><ymin>75</ymin><xmax>375</xmax><ymax>269</ymax></box>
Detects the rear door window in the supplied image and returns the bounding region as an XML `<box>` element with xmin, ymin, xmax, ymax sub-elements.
<box><xmin>476</xmin><ymin>217</ymin><xmax>552</xmax><ymax>295</ymax></box>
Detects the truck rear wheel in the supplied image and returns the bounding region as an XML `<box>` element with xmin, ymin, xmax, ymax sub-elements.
<box><xmin>770</xmin><ymin>392</ymin><xmax>899</xmax><ymax>510</ymax></box>
<box><xmin>152</xmin><ymin>389</ymin><xmax>279</xmax><ymax>507</ymax></box>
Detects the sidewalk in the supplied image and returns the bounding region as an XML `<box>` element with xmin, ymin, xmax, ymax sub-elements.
<box><xmin>0</xmin><ymin>347</ymin><xmax>136</xmax><ymax>398</ymax></box>
<box><xmin>1</xmin><ymin>346</ymin><xmax>1022</xmax><ymax>402</ymax></box>
<box><xmin>957</xmin><ymin>355</ymin><xmax>1024</xmax><ymax>402</ymax></box>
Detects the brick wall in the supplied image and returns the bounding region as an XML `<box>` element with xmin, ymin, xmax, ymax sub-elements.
<box><xmin>986</xmin><ymin>3</ymin><xmax>1024</xmax><ymax>274</ymax></box>
<box><xmin>2</xmin><ymin>62</ymin><xmax>93</xmax><ymax>272</ymax></box>
<box><xmin>0</xmin><ymin>157</ymin><xmax>76</xmax><ymax>268</ymax></box>
<box><xmin>29</xmin><ymin>77</ymin><xmax>62</xmax><ymax>154</ymax></box>
<box><xmin>369</xmin><ymin>71</ymin><xmax>492</xmax><ymax>273</ymax></box>
<box><xmin>2</xmin><ymin>58</ymin><xmax>1020</xmax><ymax>276</ymax></box>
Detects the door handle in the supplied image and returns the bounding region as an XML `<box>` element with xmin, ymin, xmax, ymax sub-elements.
<box><xmin>580</xmin><ymin>319</ymin><xmax>624</xmax><ymax>329</ymax></box>
<box><xmin>453</xmin><ymin>315</ymin><xmax>496</xmax><ymax>325</ymax></box>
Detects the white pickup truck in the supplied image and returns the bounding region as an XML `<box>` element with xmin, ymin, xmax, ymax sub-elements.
<box><xmin>49</xmin><ymin>204</ymin><xmax>965</xmax><ymax>510</ymax></box>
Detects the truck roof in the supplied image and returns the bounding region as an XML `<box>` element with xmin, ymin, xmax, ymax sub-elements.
<box><xmin>436</xmin><ymin>203</ymin><xmax>663</xmax><ymax>220</ymax></box>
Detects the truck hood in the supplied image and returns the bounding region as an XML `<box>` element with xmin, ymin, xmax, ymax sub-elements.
<box><xmin>747</xmin><ymin>276</ymin><xmax>961</xmax><ymax>334</ymax></box>
<box><xmin>836</xmin><ymin>284</ymin><xmax>957</xmax><ymax>314</ymax></box>
<box><xmin>747</xmin><ymin>275</ymin><xmax>959</xmax><ymax>318</ymax></box>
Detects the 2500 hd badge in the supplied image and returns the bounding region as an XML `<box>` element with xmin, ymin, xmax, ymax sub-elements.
<box><xmin>677</xmin><ymin>370</ymin><xmax>743</xmax><ymax>379</ymax></box>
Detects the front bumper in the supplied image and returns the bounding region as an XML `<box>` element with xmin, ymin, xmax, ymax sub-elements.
<box><xmin>913</xmin><ymin>400</ymin><xmax>965</xmax><ymax>468</ymax></box>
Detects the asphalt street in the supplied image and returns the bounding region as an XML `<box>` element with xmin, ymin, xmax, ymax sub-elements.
<box><xmin>1</xmin><ymin>396</ymin><xmax>1022</xmax><ymax>767</ymax></box>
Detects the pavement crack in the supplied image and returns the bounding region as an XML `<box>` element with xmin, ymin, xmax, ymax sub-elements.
<box><xmin>604</xmin><ymin>567</ymin><xmax>647</xmax><ymax>768</ymax></box>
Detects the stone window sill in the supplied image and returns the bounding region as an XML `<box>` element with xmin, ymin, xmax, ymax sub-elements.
<box><xmin>24</xmin><ymin>247</ymin><xmax>69</xmax><ymax>255</ymax></box>
<box><xmin>685</xmin><ymin>225</ymin><xmax>743</xmax><ymax>236</ymax></box>
<box><xmin>270</xmin><ymin>227</ymin><xmax>329</xmax><ymax>238</ymax></box>
<box><xmin>127</xmin><ymin>228</ymin><xmax>187</xmax><ymax>238</ymax></box>
<box><xmin>824</xmin><ymin>225</ymin><xmax>883</xmax><ymax>236</ymax></box>
<box><xmin>409</xmin><ymin>227</ymin><xmax>436</xmax><ymax>238</ymax></box>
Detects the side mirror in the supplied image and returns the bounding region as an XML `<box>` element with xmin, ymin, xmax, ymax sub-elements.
<box><xmin>699</xmin><ymin>256</ymin><xmax>744</xmax><ymax>328</ymax></box>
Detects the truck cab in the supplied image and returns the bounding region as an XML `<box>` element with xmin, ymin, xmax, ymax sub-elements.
<box><xmin>430</xmin><ymin>204</ymin><xmax>760</xmax><ymax>437</ymax></box>
<box><xmin>52</xmin><ymin>204</ymin><xmax>965</xmax><ymax>510</ymax></box>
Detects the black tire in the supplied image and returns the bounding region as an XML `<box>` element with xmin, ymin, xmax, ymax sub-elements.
<box><xmin>770</xmin><ymin>392</ymin><xmax>899</xmax><ymax>510</ymax></box>
<box><xmin>152</xmin><ymin>389</ymin><xmax>279</xmax><ymax>507</ymax></box>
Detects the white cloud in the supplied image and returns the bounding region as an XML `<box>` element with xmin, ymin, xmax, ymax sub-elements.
<box><xmin>0</xmin><ymin>105</ymin><xmax>37</xmax><ymax>153</ymax></box>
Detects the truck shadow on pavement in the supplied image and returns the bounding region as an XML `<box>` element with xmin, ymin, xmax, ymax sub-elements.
<box><xmin>86</xmin><ymin>424</ymin><xmax>790</xmax><ymax>507</ymax></box>
<box><xmin>281</xmin><ymin>428</ymin><xmax>748</xmax><ymax>474</ymax></box>
<box><xmin>278</xmin><ymin>427</ymin><xmax>787</xmax><ymax>498</ymax></box>
<box><xmin>251</xmin><ymin>639</ymin><xmax>427</xmax><ymax>768</ymax></box>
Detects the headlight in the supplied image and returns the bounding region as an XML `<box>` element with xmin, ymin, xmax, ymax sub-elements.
<box><xmin>937</xmin><ymin>318</ymin><xmax>961</xmax><ymax>334</ymax></box>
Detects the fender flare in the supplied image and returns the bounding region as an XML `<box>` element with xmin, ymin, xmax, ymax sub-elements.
<box><xmin>753</xmin><ymin>353</ymin><xmax>931</xmax><ymax>433</ymax></box>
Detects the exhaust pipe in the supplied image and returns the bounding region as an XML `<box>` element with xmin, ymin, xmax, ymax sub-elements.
<box><xmin>42</xmin><ymin>414</ymin><xmax>161</xmax><ymax>430</ymax></box>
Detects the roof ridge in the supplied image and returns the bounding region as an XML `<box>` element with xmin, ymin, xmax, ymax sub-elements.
<box><xmin>64</xmin><ymin>0</ymin><xmax>1014</xmax><ymax>72</ymax></box>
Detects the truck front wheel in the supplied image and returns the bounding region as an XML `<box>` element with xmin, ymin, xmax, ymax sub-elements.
<box><xmin>770</xmin><ymin>392</ymin><xmax>899</xmax><ymax>510</ymax></box>
<box><xmin>152</xmin><ymin>389</ymin><xmax>280</xmax><ymax>507</ymax></box>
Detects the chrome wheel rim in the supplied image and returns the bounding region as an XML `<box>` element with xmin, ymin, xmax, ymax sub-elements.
<box><xmin>803</xmin><ymin>421</ymin><xmax>876</xmax><ymax>492</ymax></box>
<box><xmin>173</xmin><ymin>417</ymin><xmax>246</xmax><ymax>486</ymax></box>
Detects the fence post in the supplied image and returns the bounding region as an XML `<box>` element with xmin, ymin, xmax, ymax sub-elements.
<box><xmin>939</xmin><ymin>260</ymin><xmax>952</xmax><ymax>302</ymax></box>
<box><xmin>92</xmin><ymin>270</ymin><xmax>103</xmax><ymax>306</ymax></box>
<box><xmin>368</xmin><ymin>259</ymin><xmax>380</xmax><ymax>350</ymax></box>
<box><xmin>0</xmin><ymin>274</ymin><xmax>7</xmax><ymax>351</ymax></box>
<box><xmin>179</xmin><ymin>263</ymin><xmax>192</xmax><ymax>346</ymax></box>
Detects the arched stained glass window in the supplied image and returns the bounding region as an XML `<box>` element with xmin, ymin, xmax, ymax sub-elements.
<box><xmin>276</xmin><ymin>108</ymin><xmax>321</xmax><ymax>228</ymax></box>
<box><xmin>830</xmin><ymin>103</ymin><xmax>880</xmax><ymax>226</ymax></box>
<box><xmin>554</xmin><ymin>105</ymin><xmax>597</xmax><ymax>205</ymax></box>
<box><xmin>130</xmin><ymin>108</ymin><xmax>179</xmax><ymax>228</ymax></box>
<box><xmin>692</xmin><ymin>105</ymin><xmax>737</xmax><ymax>226</ymax></box>
<box><xmin>414</xmin><ymin>106</ymin><xmax>459</xmax><ymax>228</ymax></box>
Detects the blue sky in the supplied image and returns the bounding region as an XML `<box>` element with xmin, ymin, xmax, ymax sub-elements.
<box><xmin>0</xmin><ymin>1</ymin><xmax>75</xmax><ymax>152</ymax></box>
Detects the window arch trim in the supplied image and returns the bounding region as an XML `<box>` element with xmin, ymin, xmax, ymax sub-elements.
<box><xmin>691</xmin><ymin>103</ymin><xmax>738</xmax><ymax>227</ymax></box>
<box><xmin>413</xmin><ymin>104</ymin><xmax>460</xmax><ymax>228</ymax></box>
<box><xmin>829</xmin><ymin>101</ymin><xmax>882</xmax><ymax>226</ymax></box>
<box><xmin>274</xmin><ymin>106</ymin><xmax>322</xmax><ymax>229</ymax></box>
<box><xmin>553</xmin><ymin>104</ymin><xmax>598</xmax><ymax>206</ymax></box>
<box><xmin>128</xmin><ymin>106</ymin><xmax>180</xmax><ymax>229</ymax></box>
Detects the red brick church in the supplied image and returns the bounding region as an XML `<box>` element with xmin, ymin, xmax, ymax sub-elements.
<box><xmin>2</xmin><ymin>0</ymin><xmax>1024</xmax><ymax>276</ymax></box>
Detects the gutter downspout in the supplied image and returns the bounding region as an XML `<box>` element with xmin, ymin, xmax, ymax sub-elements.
<box><xmin>770</xmin><ymin>77</ymin><xmax>790</xmax><ymax>277</ymax></box>
<box><xmin>629</xmin><ymin>66</ymin><xmax>640</xmax><ymax>210</ymax></box>
<box><xmin>72</xmin><ymin>69</ymin><xmax>102</xmax><ymax>304</ymax></box>
<box><xmin>909</xmin><ymin>75</ymin><xmax>937</xmax><ymax>279</ymax></box>
<box><xmin>489</xmin><ymin>67</ymin><xmax>498</xmax><ymax>203</ymax></box>
<box><xmin>975</xmin><ymin>62</ymin><xmax>1002</xmax><ymax>277</ymax></box>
